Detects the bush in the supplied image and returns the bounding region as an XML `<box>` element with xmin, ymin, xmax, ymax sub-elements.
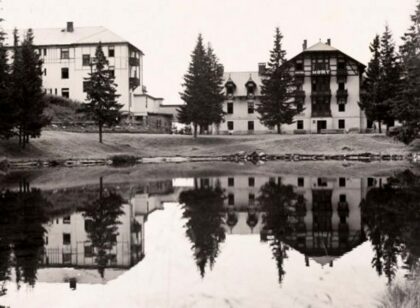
<box><xmin>109</xmin><ymin>155</ymin><xmax>138</xmax><ymax>167</ymax></box>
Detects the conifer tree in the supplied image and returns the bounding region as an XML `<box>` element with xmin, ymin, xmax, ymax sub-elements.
<box><xmin>0</xmin><ymin>20</ymin><xmax>14</xmax><ymax>139</ymax></box>
<box><xmin>256</xmin><ymin>27</ymin><xmax>299</xmax><ymax>134</ymax></box>
<box><xmin>178</xmin><ymin>34</ymin><xmax>225</xmax><ymax>137</ymax></box>
<box><xmin>79</xmin><ymin>42</ymin><xmax>122</xmax><ymax>143</ymax></box>
<box><xmin>392</xmin><ymin>1</ymin><xmax>420</xmax><ymax>144</ymax></box>
<box><xmin>378</xmin><ymin>26</ymin><xmax>401</xmax><ymax>133</ymax></box>
<box><xmin>360</xmin><ymin>35</ymin><xmax>383</xmax><ymax>132</ymax></box>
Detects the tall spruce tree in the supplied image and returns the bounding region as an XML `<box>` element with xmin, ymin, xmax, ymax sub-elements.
<box><xmin>392</xmin><ymin>1</ymin><xmax>420</xmax><ymax>144</ymax></box>
<box><xmin>360</xmin><ymin>35</ymin><xmax>383</xmax><ymax>132</ymax></box>
<box><xmin>378</xmin><ymin>26</ymin><xmax>401</xmax><ymax>133</ymax></box>
<box><xmin>256</xmin><ymin>28</ymin><xmax>299</xmax><ymax>134</ymax></box>
<box><xmin>9</xmin><ymin>29</ymin><xmax>49</xmax><ymax>148</ymax></box>
<box><xmin>178</xmin><ymin>34</ymin><xmax>225</xmax><ymax>137</ymax></box>
<box><xmin>79</xmin><ymin>42</ymin><xmax>122</xmax><ymax>143</ymax></box>
<box><xmin>0</xmin><ymin>20</ymin><xmax>15</xmax><ymax>139</ymax></box>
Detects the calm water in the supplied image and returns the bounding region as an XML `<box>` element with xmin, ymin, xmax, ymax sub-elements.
<box><xmin>0</xmin><ymin>168</ymin><xmax>419</xmax><ymax>308</ymax></box>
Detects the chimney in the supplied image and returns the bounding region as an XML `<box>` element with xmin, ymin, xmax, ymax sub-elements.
<box><xmin>303</xmin><ymin>39</ymin><xmax>307</xmax><ymax>51</ymax></box>
<box><xmin>258</xmin><ymin>62</ymin><xmax>266</xmax><ymax>75</ymax></box>
<box><xmin>326</xmin><ymin>38</ymin><xmax>331</xmax><ymax>46</ymax></box>
<box><xmin>66</xmin><ymin>22</ymin><xmax>74</xmax><ymax>33</ymax></box>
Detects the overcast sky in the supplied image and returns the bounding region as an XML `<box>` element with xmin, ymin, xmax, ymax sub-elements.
<box><xmin>2</xmin><ymin>0</ymin><xmax>417</xmax><ymax>105</ymax></box>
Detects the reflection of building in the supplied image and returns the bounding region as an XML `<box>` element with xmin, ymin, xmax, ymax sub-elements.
<box><xmin>176</xmin><ymin>175</ymin><xmax>387</xmax><ymax>267</ymax></box>
<box><xmin>38</xmin><ymin>179</ymin><xmax>175</xmax><ymax>285</ymax></box>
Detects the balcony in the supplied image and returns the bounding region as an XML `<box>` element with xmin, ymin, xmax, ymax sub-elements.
<box><xmin>311</xmin><ymin>65</ymin><xmax>331</xmax><ymax>76</ymax></box>
<box><xmin>295</xmin><ymin>90</ymin><xmax>306</xmax><ymax>99</ymax></box>
<box><xmin>337</xmin><ymin>68</ymin><xmax>347</xmax><ymax>77</ymax></box>
<box><xmin>129</xmin><ymin>77</ymin><xmax>140</xmax><ymax>90</ymax></box>
<box><xmin>129</xmin><ymin>57</ymin><xmax>140</xmax><ymax>66</ymax></box>
<box><xmin>336</xmin><ymin>89</ymin><xmax>348</xmax><ymax>99</ymax></box>
<box><xmin>294</xmin><ymin>70</ymin><xmax>305</xmax><ymax>77</ymax></box>
<box><xmin>311</xmin><ymin>90</ymin><xmax>332</xmax><ymax>98</ymax></box>
<box><xmin>312</xmin><ymin>110</ymin><xmax>332</xmax><ymax>117</ymax></box>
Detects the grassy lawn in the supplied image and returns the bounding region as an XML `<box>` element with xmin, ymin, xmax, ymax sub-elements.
<box><xmin>0</xmin><ymin>131</ymin><xmax>417</xmax><ymax>160</ymax></box>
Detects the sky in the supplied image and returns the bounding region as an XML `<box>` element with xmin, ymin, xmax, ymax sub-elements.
<box><xmin>1</xmin><ymin>0</ymin><xmax>418</xmax><ymax>105</ymax></box>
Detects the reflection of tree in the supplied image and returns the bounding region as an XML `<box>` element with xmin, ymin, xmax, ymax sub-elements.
<box><xmin>362</xmin><ymin>170</ymin><xmax>420</xmax><ymax>284</ymax></box>
<box><xmin>179</xmin><ymin>180</ymin><xmax>226</xmax><ymax>277</ymax></box>
<box><xmin>258</xmin><ymin>180</ymin><xmax>299</xmax><ymax>284</ymax></box>
<box><xmin>82</xmin><ymin>177</ymin><xmax>124</xmax><ymax>278</ymax></box>
<box><xmin>0</xmin><ymin>180</ymin><xmax>49</xmax><ymax>292</ymax></box>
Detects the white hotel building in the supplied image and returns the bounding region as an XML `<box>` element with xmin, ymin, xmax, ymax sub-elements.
<box><xmin>5</xmin><ymin>22</ymin><xmax>169</xmax><ymax>123</ymax></box>
<box><xmin>218</xmin><ymin>40</ymin><xmax>368</xmax><ymax>134</ymax></box>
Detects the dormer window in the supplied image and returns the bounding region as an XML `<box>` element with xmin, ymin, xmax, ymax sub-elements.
<box><xmin>225</xmin><ymin>79</ymin><xmax>236</xmax><ymax>96</ymax></box>
<box><xmin>245</xmin><ymin>79</ymin><xmax>257</xmax><ymax>98</ymax></box>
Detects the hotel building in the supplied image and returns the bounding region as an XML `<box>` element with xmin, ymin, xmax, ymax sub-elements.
<box><xmin>218</xmin><ymin>39</ymin><xmax>367</xmax><ymax>134</ymax></box>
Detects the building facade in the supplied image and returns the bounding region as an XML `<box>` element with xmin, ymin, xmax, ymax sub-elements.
<box><xmin>217</xmin><ymin>40</ymin><xmax>367</xmax><ymax>134</ymax></box>
<box><xmin>6</xmin><ymin>22</ymin><xmax>170</xmax><ymax>126</ymax></box>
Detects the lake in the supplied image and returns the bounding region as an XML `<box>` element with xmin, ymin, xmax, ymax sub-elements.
<box><xmin>0</xmin><ymin>163</ymin><xmax>419</xmax><ymax>308</ymax></box>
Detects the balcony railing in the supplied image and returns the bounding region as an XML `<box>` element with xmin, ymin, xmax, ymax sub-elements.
<box><xmin>311</xmin><ymin>90</ymin><xmax>332</xmax><ymax>98</ymax></box>
<box><xmin>337</xmin><ymin>68</ymin><xmax>347</xmax><ymax>77</ymax></box>
<box><xmin>129</xmin><ymin>77</ymin><xmax>140</xmax><ymax>90</ymax></box>
<box><xmin>129</xmin><ymin>57</ymin><xmax>140</xmax><ymax>66</ymax></box>
<box><xmin>312</xmin><ymin>110</ymin><xmax>332</xmax><ymax>117</ymax></box>
<box><xmin>336</xmin><ymin>89</ymin><xmax>348</xmax><ymax>99</ymax></box>
<box><xmin>295</xmin><ymin>90</ymin><xmax>306</xmax><ymax>99</ymax></box>
<box><xmin>311</xmin><ymin>64</ymin><xmax>331</xmax><ymax>76</ymax></box>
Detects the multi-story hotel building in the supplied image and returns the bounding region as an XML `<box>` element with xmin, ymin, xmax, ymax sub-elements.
<box><xmin>218</xmin><ymin>40</ymin><xmax>367</xmax><ymax>134</ymax></box>
<box><xmin>5</xmin><ymin>22</ymin><xmax>171</xmax><ymax>126</ymax></box>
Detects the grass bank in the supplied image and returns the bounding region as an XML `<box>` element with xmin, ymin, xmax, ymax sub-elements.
<box><xmin>0</xmin><ymin>131</ymin><xmax>417</xmax><ymax>161</ymax></box>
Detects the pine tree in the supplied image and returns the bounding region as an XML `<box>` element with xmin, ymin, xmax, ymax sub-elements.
<box><xmin>360</xmin><ymin>35</ymin><xmax>383</xmax><ymax>132</ymax></box>
<box><xmin>79</xmin><ymin>42</ymin><xmax>122</xmax><ymax>143</ymax></box>
<box><xmin>378</xmin><ymin>25</ymin><xmax>401</xmax><ymax>133</ymax></box>
<box><xmin>178</xmin><ymin>34</ymin><xmax>225</xmax><ymax>137</ymax></box>
<box><xmin>256</xmin><ymin>28</ymin><xmax>298</xmax><ymax>134</ymax></box>
<box><xmin>0</xmin><ymin>20</ymin><xmax>15</xmax><ymax>139</ymax></box>
<box><xmin>394</xmin><ymin>2</ymin><xmax>420</xmax><ymax>144</ymax></box>
<box><xmin>9</xmin><ymin>29</ymin><xmax>49</xmax><ymax>148</ymax></box>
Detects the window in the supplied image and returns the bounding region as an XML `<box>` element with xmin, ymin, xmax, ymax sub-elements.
<box><xmin>295</xmin><ymin>61</ymin><xmax>303</xmax><ymax>71</ymax></box>
<box><xmin>84</xmin><ymin>245</ymin><xmax>93</xmax><ymax>258</ymax></box>
<box><xmin>338</xmin><ymin>119</ymin><xmax>345</xmax><ymax>129</ymax></box>
<box><xmin>339</xmin><ymin>104</ymin><xmax>345</xmax><ymax>112</ymax></box>
<box><xmin>317</xmin><ymin>178</ymin><xmax>328</xmax><ymax>187</ymax></box>
<box><xmin>298</xmin><ymin>177</ymin><xmax>304</xmax><ymax>187</ymax></box>
<box><xmin>228</xmin><ymin>177</ymin><xmax>234</xmax><ymax>187</ymax></box>
<box><xmin>43</xmin><ymin>48</ymin><xmax>47</xmax><ymax>56</ymax></box>
<box><xmin>249</xmin><ymin>193</ymin><xmax>255</xmax><ymax>206</ymax></box>
<box><xmin>228</xmin><ymin>193</ymin><xmax>235</xmax><ymax>205</ymax></box>
<box><xmin>61</xmin><ymin>67</ymin><xmax>69</xmax><ymax>79</ymax></box>
<box><xmin>339</xmin><ymin>194</ymin><xmax>347</xmax><ymax>203</ymax></box>
<box><xmin>337</xmin><ymin>61</ymin><xmax>346</xmax><ymax>70</ymax></box>
<box><xmin>108</xmin><ymin>66</ymin><xmax>115</xmax><ymax>78</ymax></box>
<box><xmin>63</xmin><ymin>216</ymin><xmax>71</xmax><ymax>224</ymax></box>
<box><xmin>368</xmin><ymin>177</ymin><xmax>375</xmax><ymax>187</ymax></box>
<box><xmin>82</xmin><ymin>54</ymin><xmax>90</xmax><ymax>66</ymax></box>
<box><xmin>227</xmin><ymin>121</ymin><xmax>234</xmax><ymax>131</ymax></box>
<box><xmin>339</xmin><ymin>177</ymin><xmax>346</xmax><ymax>187</ymax></box>
<box><xmin>61</xmin><ymin>88</ymin><xmax>69</xmax><ymax>98</ymax></box>
<box><xmin>227</xmin><ymin>102</ymin><xmax>233</xmax><ymax>114</ymax></box>
<box><xmin>248</xmin><ymin>177</ymin><xmax>255</xmax><ymax>187</ymax></box>
<box><xmin>108</xmin><ymin>46</ymin><xmax>115</xmax><ymax>58</ymax></box>
<box><xmin>83</xmin><ymin>81</ymin><xmax>90</xmax><ymax>92</ymax></box>
<box><xmin>248</xmin><ymin>121</ymin><xmax>254</xmax><ymax>131</ymax></box>
<box><xmin>85</xmin><ymin>219</ymin><xmax>93</xmax><ymax>232</ymax></box>
<box><xmin>63</xmin><ymin>253</ymin><xmax>72</xmax><ymax>264</ymax></box>
<box><xmin>54</xmin><ymin>88</ymin><xmax>57</xmax><ymax>95</ymax></box>
<box><xmin>297</xmin><ymin>120</ymin><xmax>304</xmax><ymax>130</ymax></box>
<box><xmin>248</xmin><ymin>101</ymin><xmax>254</xmax><ymax>114</ymax></box>
<box><xmin>63</xmin><ymin>233</ymin><xmax>71</xmax><ymax>245</ymax></box>
<box><xmin>43</xmin><ymin>68</ymin><xmax>47</xmax><ymax>76</ymax></box>
<box><xmin>60</xmin><ymin>48</ymin><xmax>70</xmax><ymax>59</ymax></box>
<box><xmin>338</xmin><ymin>82</ymin><xmax>345</xmax><ymax>90</ymax></box>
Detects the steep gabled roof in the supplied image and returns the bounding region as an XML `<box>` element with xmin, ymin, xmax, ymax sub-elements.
<box><xmin>305</xmin><ymin>42</ymin><xmax>338</xmax><ymax>52</ymax></box>
<box><xmin>4</xmin><ymin>26</ymin><xmax>144</xmax><ymax>54</ymax></box>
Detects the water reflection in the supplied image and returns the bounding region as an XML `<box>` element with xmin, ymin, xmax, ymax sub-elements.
<box><xmin>0</xmin><ymin>170</ymin><xmax>419</xmax><ymax>299</ymax></box>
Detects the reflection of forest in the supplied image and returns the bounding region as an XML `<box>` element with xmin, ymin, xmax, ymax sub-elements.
<box><xmin>176</xmin><ymin>173</ymin><xmax>420</xmax><ymax>283</ymax></box>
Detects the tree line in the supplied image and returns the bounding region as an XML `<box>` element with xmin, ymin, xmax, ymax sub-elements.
<box><xmin>360</xmin><ymin>2</ymin><xmax>420</xmax><ymax>143</ymax></box>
